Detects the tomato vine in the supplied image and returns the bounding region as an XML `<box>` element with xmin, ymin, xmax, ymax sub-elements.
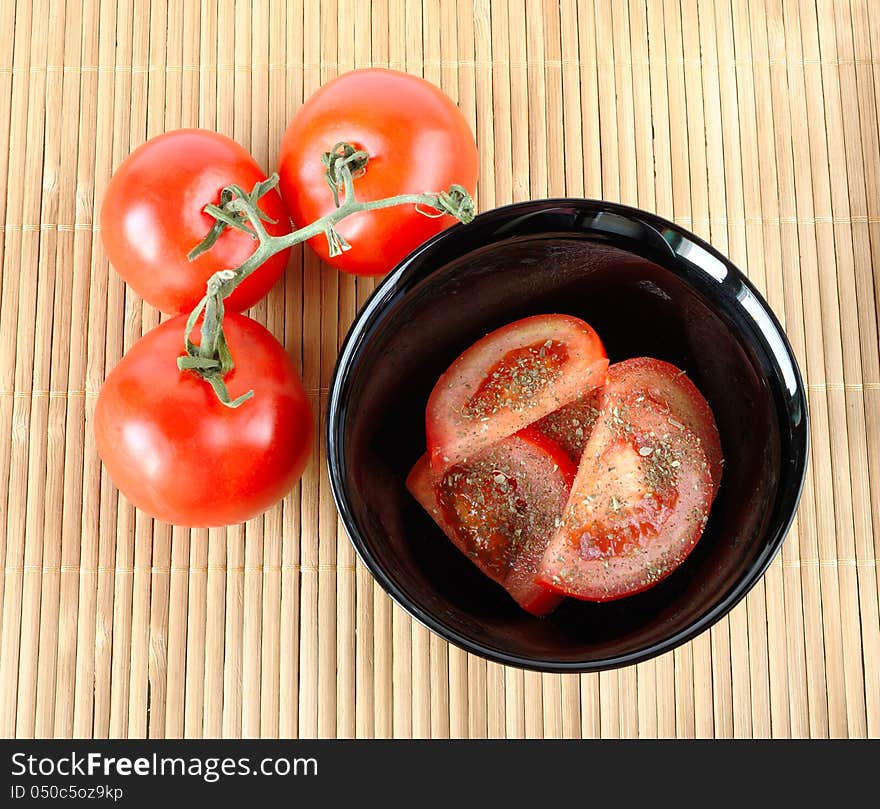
<box><xmin>180</xmin><ymin>142</ymin><xmax>475</xmax><ymax>407</ymax></box>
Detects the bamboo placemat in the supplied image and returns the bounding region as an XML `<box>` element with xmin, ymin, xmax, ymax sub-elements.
<box><xmin>1</xmin><ymin>0</ymin><xmax>878</xmax><ymax>740</ymax></box>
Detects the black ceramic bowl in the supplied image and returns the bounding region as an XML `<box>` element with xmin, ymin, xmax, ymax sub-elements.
<box><xmin>327</xmin><ymin>199</ymin><xmax>808</xmax><ymax>673</ymax></box>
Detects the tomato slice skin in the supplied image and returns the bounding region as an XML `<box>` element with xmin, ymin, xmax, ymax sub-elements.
<box><xmin>407</xmin><ymin>427</ymin><xmax>575</xmax><ymax>616</ymax></box>
<box><xmin>426</xmin><ymin>315</ymin><xmax>608</xmax><ymax>472</ymax></box>
<box><xmin>537</xmin><ymin>395</ymin><xmax>713</xmax><ymax>601</ymax></box>
<box><xmin>603</xmin><ymin>357</ymin><xmax>723</xmax><ymax>495</ymax></box>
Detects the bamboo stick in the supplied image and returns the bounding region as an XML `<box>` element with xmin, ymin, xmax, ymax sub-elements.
<box><xmin>0</xmin><ymin>0</ymin><xmax>22</xmax><ymax>654</ymax></box>
<box><xmin>847</xmin><ymin>0</ymin><xmax>880</xmax><ymax>740</ymax></box>
<box><xmin>165</xmin><ymin>518</ymin><xmax>190</xmax><ymax>738</ymax></box>
<box><xmin>14</xmin><ymin>0</ymin><xmax>65</xmax><ymax>740</ymax></box>
<box><xmin>183</xmin><ymin>530</ymin><xmax>208</xmax><ymax>738</ymax></box>
<box><xmin>204</xmin><ymin>528</ymin><xmax>226</xmax><ymax>737</ymax></box>
<box><xmin>221</xmin><ymin>524</ymin><xmax>244</xmax><ymax>738</ymax></box>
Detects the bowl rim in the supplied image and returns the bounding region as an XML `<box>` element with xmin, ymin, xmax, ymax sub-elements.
<box><xmin>325</xmin><ymin>197</ymin><xmax>810</xmax><ymax>673</ymax></box>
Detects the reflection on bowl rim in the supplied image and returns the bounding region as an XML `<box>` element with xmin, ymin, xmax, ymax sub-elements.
<box><xmin>326</xmin><ymin>197</ymin><xmax>810</xmax><ymax>673</ymax></box>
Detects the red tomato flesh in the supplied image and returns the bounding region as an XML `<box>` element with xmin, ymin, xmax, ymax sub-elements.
<box><xmin>603</xmin><ymin>357</ymin><xmax>723</xmax><ymax>495</ymax></box>
<box><xmin>537</xmin><ymin>395</ymin><xmax>713</xmax><ymax>601</ymax></box>
<box><xmin>426</xmin><ymin>315</ymin><xmax>608</xmax><ymax>471</ymax></box>
<box><xmin>407</xmin><ymin>427</ymin><xmax>576</xmax><ymax>616</ymax></box>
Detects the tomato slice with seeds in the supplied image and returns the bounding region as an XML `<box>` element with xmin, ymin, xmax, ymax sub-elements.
<box><xmin>537</xmin><ymin>395</ymin><xmax>713</xmax><ymax>601</ymax></box>
<box><xmin>426</xmin><ymin>315</ymin><xmax>608</xmax><ymax>471</ymax></box>
<box><xmin>603</xmin><ymin>357</ymin><xmax>723</xmax><ymax>495</ymax></box>
<box><xmin>407</xmin><ymin>427</ymin><xmax>576</xmax><ymax>616</ymax></box>
<box><xmin>532</xmin><ymin>389</ymin><xmax>602</xmax><ymax>464</ymax></box>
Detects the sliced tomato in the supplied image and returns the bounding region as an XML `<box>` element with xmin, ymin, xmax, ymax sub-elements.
<box><xmin>537</xmin><ymin>395</ymin><xmax>713</xmax><ymax>601</ymax></box>
<box><xmin>532</xmin><ymin>389</ymin><xmax>602</xmax><ymax>464</ymax></box>
<box><xmin>426</xmin><ymin>315</ymin><xmax>608</xmax><ymax>471</ymax></box>
<box><xmin>407</xmin><ymin>427</ymin><xmax>576</xmax><ymax>616</ymax></box>
<box><xmin>603</xmin><ymin>357</ymin><xmax>723</xmax><ymax>495</ymax></box>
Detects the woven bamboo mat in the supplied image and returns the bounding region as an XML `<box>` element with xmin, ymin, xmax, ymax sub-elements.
<box><xmin>1</xmin><ymin>0</ymin><xmax>878</xmax><ymax>740</ymax></box>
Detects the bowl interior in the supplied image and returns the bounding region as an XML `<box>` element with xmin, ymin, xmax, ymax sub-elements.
<box><xmin>329</xmin><ymin>204</ymin><xmax>807</xmax><ymax>670</ymax></box>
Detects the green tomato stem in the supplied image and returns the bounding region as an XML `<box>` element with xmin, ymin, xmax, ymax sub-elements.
<box><xmin>178</xmin><ymin>143</ymin><xmax>476</xmax><ymax>408</ymax></box>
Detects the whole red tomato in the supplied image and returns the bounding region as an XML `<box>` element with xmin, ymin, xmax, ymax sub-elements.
<box><xmin>278</xmin><ymin>69</ymin><xmax>479</xmax><ymax>275</ymax></box>
<box><xmin>101</xmin><ymin>129</ymin><xmax>292</xmax><ymax>314</ymax></box>
<box><xmin>94</xmin><ymin>314</ymin><xmax>312</xmax><ymax>527</ymax></box>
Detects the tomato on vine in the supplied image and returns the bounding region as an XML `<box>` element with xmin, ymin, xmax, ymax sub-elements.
<box><xmin>96</xmin><ymin>99</ymin><xmax>477</xmax><ymax>527</ymax></box>
<box><xmin>101</xmin><ymin>129</ymin><xmax>292</xmax><ymax>315</ymax></box>
<box><xmin>95</xmin><ymin>314</ymin><xmax>312</xmax><ymax>527</ymax></box>
<box><xmin>278</xmin><ymin>69</ymin><xmax>479</xmax><ymax>275</ymax></box>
